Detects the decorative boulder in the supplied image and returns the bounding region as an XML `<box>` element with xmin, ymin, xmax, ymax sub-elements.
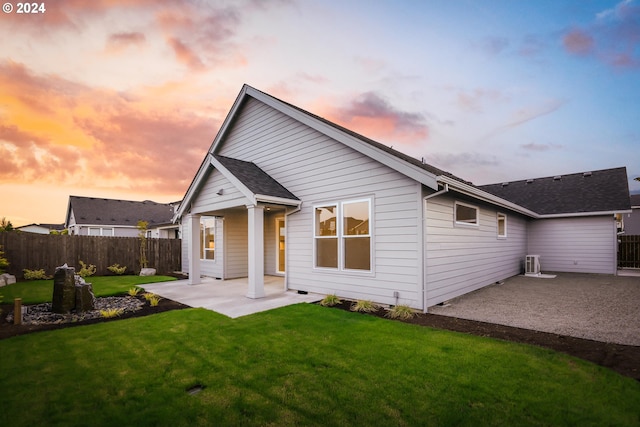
<box><xmin>52</xmin><ymin>264</ymin><xmax>77</xmax><ymax>314</ymax></box>
<box><xmin>0</xmin><ymin>273</ymin><xmax>16</xmax><ymax>287</ymax></box>
<box><xmin>75</xmin><ymin>276</ymin><xmax>96</xmax><ymax>312</ymax></box>
<box><xmin>139</xmin><ymin>268</ymin><xmax>156</xmax><ymax>277</ymax></box>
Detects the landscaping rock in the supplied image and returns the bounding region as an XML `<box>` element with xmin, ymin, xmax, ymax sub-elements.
<box><xmin>0</xmin><ymin>273</ymin><xmax>16</xmax><ymax>286</ymax></box>
<box><xmin>139</xmin><ymin>268</ymin><xmax>156</xmax><ymax>277</ymax></box>
<box><xmin>75</xmin><ymin>282</ymin><xmax>96</xmax><ymax>312</ymax></box>
<box><xmin>52</xmin><ymin>264</ymin><xmax>76</xmax><ymax>314</ymax></box>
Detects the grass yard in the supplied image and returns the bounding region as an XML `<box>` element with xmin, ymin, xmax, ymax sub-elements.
<box><xmin>0</xmin><ymin>304</ymin><xmax>639</xmax><ymax>426</ymax></box>
<box><xmin>0</xmin><ymin>275</ymin><xmax>176</xmax><ymax>304</ymax></box>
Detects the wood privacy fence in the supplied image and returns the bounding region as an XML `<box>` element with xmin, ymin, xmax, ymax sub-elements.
<box><xmin>0</xmin><ymin>232</ymin><xmax>182</xmax><ymax>278</ymax></box>
<box><xmin>618</xmin><ymin>235</ymin><xmax>640</xmax><ymax>269</ymax></box>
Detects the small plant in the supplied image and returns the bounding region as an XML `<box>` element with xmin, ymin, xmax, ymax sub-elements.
<box><xmin>148</xmin><ymin>295</ymin><xmax>162</xmax><ymax>307</ymax></box>
<box><xmin>142</xmin><ymin>292</ymin><xmax>157</xmax><ymax>301</ymax></box>
<box><xmin>78</xmin><ymin>260</ymin><xmax>96</xmax><ymax>278</ymax></box>
<box><xmin>351</xmin><ymin>300</ymin><xmax>379</xmax><ymax>313</ymax></box>
<box><xmin>0</xmin><ymin>244</ymin><xmax>9</xmax><ymax>274</ymax></box>
<box><xmin>23</xmin><ymin>268</ymin><xmax>49</xmax><ymax>280</ymax></box>
<box><xmin>137</xmin><ymin>220</ymin><xmax>149</xmax><ymax>270</ymax></box>
<box><xmin>127</xmin><ymin>287</ymin><xmax>141</xmax><ymax>296</ymax></box>
<box><xmin>100</xmin><ymin>308</ymin><xmax>123</xmax><ymax>318</ymax></box>
<box><xmin>320</xmin><ymin>294</ymin><xmax>342</xmax><ymax>307</ymax></box>
<box><xmin>385</xmin><ymin>304</ymin><xmax>416</xmax><ymax>320</ymax></box>
<box><xmin>107</xmin><ymin>264</ymin><xmax>127</xmax><ymax>275</ymax></box>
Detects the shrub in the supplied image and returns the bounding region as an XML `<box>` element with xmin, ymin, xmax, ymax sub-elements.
<box><xmin>0</xmin><ymin>244</ymin><xmax>8</xmax><ymax>274</ymax></box>
<box><xmin>385</xmin><ymin>304</ymin><xmax>416</xmax><ymax>320</ymax></box>
<box><xmin>23</xmin><ymin>269</ymin><xmax>49</xmax><ymax>280</ymax></box>
<box><xmin>351</xmin><ymin>300</ymin><xmax>379</xmax><ymax>313</ymax></box>
<box><xmin>148</xmin><ymin>295</ymin><xmax>162</xmax><ymax>307</ymax></box>
<box><xmin>127</xmin><ymin>287</ymin><xmax>141</xmax><ymax>296</ymax></box>
<box><xmin>107</xmin><ymin>264</ymin><xmax>127</xmax><ymax>275</ymax></box>
<box><xmin>320</xmin><ymin>294</ymin><xmax>342</xmax><ymax>307</ymax></box>
<box><xmin>100</xmin><ymin>308</ymin><xmax>123</xmax><ymax>318</ymax></box>
<box><xmin>78</xmin><ymin>260</ymin><xmax>96</xmax><ymax>278</ymax></box>
<box><xmin>142</xmin><ymin>292</ymin><xmax>157</xmax><ymax>301</ymax></box>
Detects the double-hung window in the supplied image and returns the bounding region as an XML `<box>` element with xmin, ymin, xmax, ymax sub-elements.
<box><xmin>314</xmin><ymin>199</ymin><xmax>371</xmax><ymax>271</ymax></box>
<box><xmin>200</xmin><ymin>216</ymin><xmax>215</xmax><ymax>260</ymax></box>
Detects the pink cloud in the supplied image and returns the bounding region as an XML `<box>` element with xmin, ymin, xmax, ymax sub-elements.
<box><xmin>563</xmin><ymin>28</ymin><xmax>595</xmax><ymax>55</ymax></box>
<box><xmin>325</xmin><ymin>92</ymin><xmax>429</xmax><ymax>144</ymax></box>
<box><xmin>167</xmin><ymin>37</ymin><xmax>206</xmax><ymax>71</ymax></box>
<box><xmin>106</xmin><ymin>32</ymin><xmax>146</xmax><ymax>52</ymax></box>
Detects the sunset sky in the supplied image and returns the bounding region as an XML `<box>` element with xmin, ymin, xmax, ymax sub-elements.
<box><xmin>1</xmin><ymin>0</ymin><xmax>639</xmax><ymax>227</ymax></box>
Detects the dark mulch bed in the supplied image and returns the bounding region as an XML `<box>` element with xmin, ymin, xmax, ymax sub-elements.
<box><xmin>1</xmin><ymin>297</ymin><xmax>638</xmax><ymax>382</ymax></box>
<box><xmin>329</xmin><ymin>301</ymin><xmax>640</xmax><ymax>382</ymax></box>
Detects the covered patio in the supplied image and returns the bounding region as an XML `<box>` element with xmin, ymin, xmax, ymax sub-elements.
<box><xmin>141</xmin><ymin>276</ymin><xmax>321</xmax><ymax>318</ymax></box>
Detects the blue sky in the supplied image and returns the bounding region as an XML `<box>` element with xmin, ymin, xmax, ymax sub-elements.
<box><xmin>1</xmin><ymin>0</ymin><xmax>638</xmax><ymax>226</ymax></box>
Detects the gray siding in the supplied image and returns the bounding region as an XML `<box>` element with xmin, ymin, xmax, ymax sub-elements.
<box><xmin>527</xmin><ymin>216</ymin><xmax>616</xmax><ymax>274</ymax></box>
<box><xmin>425</xmin><ymin>195</ymin><xmax>527</xmax><ymax>307</ymax></box>
<box><xmin>624</xmin><ymin>208</ymin><xmax>640</xmax><ymax>235</ymax></box>
<box><xmin>191</xmin><ymin>169</ymin><xmax>248</xmax><ymax>214</ymax></box>
<box><xmin>223</xmin><ymin>212</ymin><xmax>248</xmax><ymax>279</ymax></box>
<box><xmin>217</xmin><ymin>97</ymin><xmax>423</xmax><ymax>308</ymax></box>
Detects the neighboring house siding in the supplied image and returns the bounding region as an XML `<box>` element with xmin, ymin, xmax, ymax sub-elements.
<box><xmin>425</xmin><ymin>195</ymin><xmax>528</xmax><ymax>307</ymax></box>
<box><xmin>527</xmin><ymin>216</ymin><xmax>616</xmax><ymax>274</ymax></box>
<box><xmin>217</xmin><ymin>98</ymin><xmax>422</xmax><ymax>307</ymax></box>
<box><xmin>624</xmin><ymin>207</ymin><xmax>640</xmax><ymax>235</ymax></box>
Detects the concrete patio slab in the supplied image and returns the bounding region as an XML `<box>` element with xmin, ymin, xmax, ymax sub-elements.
<box><xmin>141</xmin><ymin>276</ymin><xmax>322</xmax><ymax>318</ymax></box>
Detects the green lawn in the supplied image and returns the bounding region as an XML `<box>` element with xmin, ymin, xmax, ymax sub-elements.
<box><xmin>0</xmin><ymin>304</ymin><xmax>638</xmax><ymax>426</ymax></box>
<box><xmin>0</xmin><ymin>275</ymin><xmax>176</xmax><ymax>304</ymax></box>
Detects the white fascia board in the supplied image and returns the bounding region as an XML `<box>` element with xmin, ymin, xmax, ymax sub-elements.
<box><xmin>174</xmin><ymin>153</ymin><xmax>215</xmax><ymax>221</ymax></box>
<box><xmin>538</xmin><ymin>209</ymin><xmax>632</xmax><ymax>219</ymax></box>
<box><xmin>245</xmin><ymin>86</ymin><xmax>439</xmax><ymax>191</ymax></box>
<box><xmin>254</xmin><ymin>194</ymin><xmax>301</xmax><ymax>206</ymax></box>
<box><xmin>439</xmin><ymin>176</ymin><xmax>539</xmax><ymax>218</ymax></box>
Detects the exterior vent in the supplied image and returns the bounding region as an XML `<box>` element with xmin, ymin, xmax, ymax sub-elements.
<box><xmin>583</xmin><ymin>172</ymin><xmax>592</xmax><ymax>177</ymax></box>
<box><xmin>553</xmin><ymin>176</ymin><xmax>561</xmax><ymax>181</ymax></box>
<box><xmin>501</xmin><ymin>182</ymin><xmax>509</xmax><ymax>187</ymax></box>
<box><xmin>526</xmin><ymin>179</ymin><xmax>534</xmax><ymax>184</ymax></box>
<box><xmin>525</xmin><ymin>255</ymin><xmax>541</xmax><ymax>275</ymax></box>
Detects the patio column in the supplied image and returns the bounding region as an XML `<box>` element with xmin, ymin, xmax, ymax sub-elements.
<box><xmin>187</xmin><ymin>213</ymin><xmax>201</xmax><ymax>285</ymax></box>
<box><xmin>247</xmin><ymin>204</ymin><xmax>265</xmax><ymax>298</ymax></box>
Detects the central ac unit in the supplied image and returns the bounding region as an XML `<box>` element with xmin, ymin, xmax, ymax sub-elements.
<box><xmin>525</xmin><ymin>255</ymin><xmax>540</xmax><ymax>275</ymax></box>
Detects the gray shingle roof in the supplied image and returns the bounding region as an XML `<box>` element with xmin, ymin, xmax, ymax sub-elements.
<box><xmin>68</xmin><ymin>196</ymin><xmax>176</xmax><ymax>227</ymax></box>
<box><xmin>630</xmin><ymin>194</ymin><xmax>640</xmax><ymax>208</ymax></box>
<box><xmin>478</xmin><ymin>167</ymin><xmax>631</xmax><ymax>215</ymax></box>
<box><xmin>214</xmin><ymin>155</ymin><xmax>299</xmax><ymax>201</ymax></box>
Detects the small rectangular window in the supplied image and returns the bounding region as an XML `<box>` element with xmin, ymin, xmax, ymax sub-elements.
<box><xmin>455</xmin><ymin>202</ymin><xmax>478</xmax><ymax>226</ymax></box>
<box><xmin>497</xmin><ymin>213</ymin><xmax>507</xmax><ymax>238</ymax></box>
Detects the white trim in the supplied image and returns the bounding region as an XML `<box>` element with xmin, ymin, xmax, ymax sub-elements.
<box><xmin>275</xmin><ymin>217</ymin><xmax>285</xmax><ymax>274</ymax></box>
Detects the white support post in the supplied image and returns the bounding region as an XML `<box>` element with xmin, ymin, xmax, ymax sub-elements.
<box><xmin>187</xmin><ymin>214</ymin><xmax>201</xmax><ymax>285</ymax></box>
<box><xmin>247</xmin><ymin>204</ymin><xmax>265</xmax><ymax>298</ymax></box>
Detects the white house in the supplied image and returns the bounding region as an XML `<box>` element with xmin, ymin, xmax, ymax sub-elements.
<box><xmin>174</xmin><ymin>85</ymin><xmax>631</xmax><ymax>311</ymax></box>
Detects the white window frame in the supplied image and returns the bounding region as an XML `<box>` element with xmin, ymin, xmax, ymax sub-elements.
<box><xmin>497</xmin><ymin>213</ymin><xmax>507</xmax><ymax>238</ymax></box>
<box><xmin>88</xmin><ymin>227</ymin><xmax>114</xmax><ymax>236</ymax></box>
<box><xmin>313</xmin><ymin>198</ymin><xmax>373</xmax><ymax>273</ymax></box>
<box><xmin>200</xmin><ymin>216</ymin><xmax>216</xmax><ymax>261</ymax></box>
<box><xmin>454</xmin><ymin>202</ymin><xmax>479</xmax><ymax>227</ymax></box>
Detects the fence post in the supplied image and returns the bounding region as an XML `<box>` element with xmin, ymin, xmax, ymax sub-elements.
<box><xmin>14</xmin><ymin>298</ymin><xmax>22</xmax><ymax>325</ymax></box>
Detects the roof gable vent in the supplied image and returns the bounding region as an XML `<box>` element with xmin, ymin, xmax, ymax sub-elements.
<box><xmin>501</xmin><ymin>182</ymin><xmax>509</xmax><ymax>187</ymax></box>
<box><xmin>526</xmin><ymin>179</ymin><xmax>534</xmax><ymax>184</ymax></box>
<box><xmin>553</xmin><ymin>176</ymin><xmax>562</xmax><ymax>181</ymax></box>
<box><xmin>583</xmin><ymin>171</ymin><xmax>592</xmax><ymax>177</ymax></box>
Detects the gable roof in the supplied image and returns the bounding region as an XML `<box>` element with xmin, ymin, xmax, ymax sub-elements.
<box><xmin>214</xmin><ymin>155</ymin><xmax>299</xmax><ymax>201</ymax></box>
<box><xmin>478</xmin><ymin>167</ymin><xmax>631</xmax><ymax>216</ymax></box>
<box><xmin>66</xmin><ymin>196</ymin><xmax>177</xmax><ymax>228</ymax></box>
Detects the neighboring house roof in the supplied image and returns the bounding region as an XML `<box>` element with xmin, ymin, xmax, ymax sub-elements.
<box><xmin>631</xmin><ymin>194</ymin><xmax>640</xmax><ymax>208</ymax></box>
<box><xmin>66</xmin><ymin>196</ymin><xmax>177</xmax><ymax>228</ymax></box>
<box><xmin>16</xmin><ymin>223</ymin><xmax>65</xmax><ymax>231</ymax></box>
<box><xmin>214</xmin><ymin>155</ymin><xmax>299</xmax><ymax>201</ymax></box>
<box><xmin>478</xmin><ymin>168</ymin><xmax>631</xmax><ymax>215</ymax></box>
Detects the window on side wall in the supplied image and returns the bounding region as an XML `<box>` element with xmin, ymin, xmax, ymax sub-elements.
<box><xmin>314</xmin><ymin>199</ymin><xmax>371</xmax><ymax>271</ymax></box>
<box><xmin>455</xmin><ymin>202</ymin><xmax>478</xmax><ymax>226</ymax></box>
<box><xmin>497</xmin><ymin>213</ymin><xmax>507</xmax><ymax>238</ymax></box>
<box><xmin>200</xmin><ymin>216</ymin><xmax>215</xmax><ymax>260</ymax></box>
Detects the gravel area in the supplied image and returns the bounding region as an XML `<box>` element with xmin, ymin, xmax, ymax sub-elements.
<box><xmin>428</xmin><ymin>272</ymin><xmax>640</xmax><ymax>346</ymax></box>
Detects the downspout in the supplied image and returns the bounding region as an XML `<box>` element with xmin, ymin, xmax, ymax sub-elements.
<box><xmin>422</xmin><ymin>183</ymin><xmax>449</xmax><ymax>312</ymax></box>
<box><xmin>283</xmin><ymin>203</ymin><xmax>303</xmax><ymax>290</ymax></box>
